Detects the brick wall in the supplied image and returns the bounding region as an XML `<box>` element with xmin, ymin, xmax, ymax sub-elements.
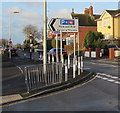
<box><xmin>77</xmin><ymin>26</ymin><xmax>97</xmax><ymax>49</ymax></box>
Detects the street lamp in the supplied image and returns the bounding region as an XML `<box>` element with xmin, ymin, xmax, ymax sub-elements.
<box><xmin>9</xmin><ymin>11</ymin><xmax>20</xmax><ymax>59</ymax></box>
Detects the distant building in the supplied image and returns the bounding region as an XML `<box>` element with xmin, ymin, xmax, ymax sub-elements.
<box><xmin>71</xmin><ymin>6</ymin><xmax>100</xmax><ymax>26</ymax></box>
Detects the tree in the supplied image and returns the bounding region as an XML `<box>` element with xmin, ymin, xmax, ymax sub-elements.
<box><xmin>15</xmin><ymin>43</ymin><xmax>22</xmax><ymax>48</ymax></box>
<box><xmin>23</xmin><ymin>25</ymin><xmax>42</xmax><ymax>51</ymax></box>
<box><xmin>84</xmin><ymin>31</ymin><xmax>103</xmax><ymax>50</ymax></box>
<box><xmin>23</xmin><ymin>25</ymin><xmax>42</xmax><ymax>40</ymax></box>
<box><xmin>0</xmin><ymin>39</ymin><xmax>9</xmax><ymax>47</ymax></box>
<box><xmin>23</xmin><ymin>39</ymin><xmax>38</xmax><ymax>51</ymax></box>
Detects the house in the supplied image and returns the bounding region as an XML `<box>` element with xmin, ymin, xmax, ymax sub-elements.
<box><xmin>48</xmin><ymin>6</ymin><xmax>100</xmax><ymax>50</ymax></box>
<box><xmin>70</xmin><ymin>6</ymin><xmax>100</xmax><ymax>49</ymax></box>
<box><xmin>96</xmin><ymin>9</ymin><xmax>120</xmax><ymax>40</ymax></box>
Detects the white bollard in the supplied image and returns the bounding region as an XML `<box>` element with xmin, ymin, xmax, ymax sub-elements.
<box><xmin>78</xmin><ymin>57</ymin><xmax>81</xmax><ymax>75</ymax></box>
<box><xmin>65</xmin><ymin>60</ymin><xmax>68</xmax><ymax>81</ymax></box>
<box><xmin>52</xmin><ymin>54</ymin><xmax>54</xmax><ymax>63</ymax></box>
<box><xmin>61</xmin><ymin>54</ymin><xmax>64</xmax><ymax>67</ymax></box>
<box><xmin>73</xmin><ymin>58</ymin><xmax>76</xmax><ymax>78</ymax></box>
<box><xmin>48</xmin><ymin>54</ymin><xmax>51</xmax><ymax>63</ymax></box>
<box><xmin>81</xmin><ymin>56</ymin><xmax>83</xmax><ymax>72</ymax></box>
<box><xmin>68</xmin><ymin>54</ymin><xmax>70</xmax><ymax>69</ymax></box>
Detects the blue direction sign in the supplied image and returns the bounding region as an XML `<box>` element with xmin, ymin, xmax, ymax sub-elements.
<box><xmin>60</xmin><ymin>19</ymin><xmax>75</xmax><ymax>25</ymax></box>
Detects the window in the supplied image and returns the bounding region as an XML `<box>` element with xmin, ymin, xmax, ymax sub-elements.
<box><xmin>104</xmin><ymin>18</ymin><xmax>110</xmax><ymax>26</ymax></box>
<box><xmin>98</xmin><ymin>21</ymin><xmax>102</xmax><ymax>28</ymax></box>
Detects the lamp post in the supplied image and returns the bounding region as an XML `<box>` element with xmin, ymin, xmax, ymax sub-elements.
<box><xmin>43</xmin><ymin>0</ymin><xmax>47</xmax><ymax>75</ymax></box>
<box><xmin>9</xmin><ymin>11</ymin><xmax>20</xmax><ymax>59</ymax></box>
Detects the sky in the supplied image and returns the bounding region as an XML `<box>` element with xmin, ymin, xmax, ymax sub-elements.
<box><xmin>1</xmin><ymin>0</ymin><xmax>119</xmax><ymax>45</ymax></box>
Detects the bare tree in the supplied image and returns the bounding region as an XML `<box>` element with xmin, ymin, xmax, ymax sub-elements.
<box><xmin>23</xmin><ymin>25</ymin><xmax>42</xmax><ymax>40</ymax></box>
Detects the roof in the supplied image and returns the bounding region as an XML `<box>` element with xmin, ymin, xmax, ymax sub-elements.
<box><xmin>71</xmin><ymin>13</ymin><xmax>100</xmax><ymax>26</ymax></box>
<box><xmin>106</xmin><ymin>9</ymin><xmax>120</xmax><ymax>17</ymax></box>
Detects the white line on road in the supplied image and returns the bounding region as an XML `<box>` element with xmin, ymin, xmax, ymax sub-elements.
<box><xmin>97</xmin><ymin>72</ymin><xmax>120</xmax><ymax>80</ymax></box>
<box><xmin>16</xmin><ymin>66</ymin><xmax>24</xmax><ymax>74</ymax></box>
<box><xmin>96</xmin><ymin>73</ymin><xmax>120</xmax><ymax>85</ymax></box>
<box><xmin>89</xmin><ymin>62</ymin><xmax>118</xmax><ymax>67</ymax></box>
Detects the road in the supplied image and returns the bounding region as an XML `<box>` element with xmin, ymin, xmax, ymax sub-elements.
<box><xmin>2</xmin><ymin>54</ymin><xmax>120</xmax><ymax>111</ymax></box>
<box><xmin>2</xmin><ymin>50</ymin><xmax>42</xmax><ymax>96</ymax></box>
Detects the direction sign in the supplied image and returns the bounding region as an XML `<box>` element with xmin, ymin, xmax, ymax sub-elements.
<box><xmin>49</xmin><ymin>18</ymin><xmax>78</xmax><ymax>33</ymax></box>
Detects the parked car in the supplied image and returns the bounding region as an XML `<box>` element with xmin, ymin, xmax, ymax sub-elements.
<box><xmin>48</xmin><ymin>48</ymin><xmax>68</xmax><ymax>59</ymax></box>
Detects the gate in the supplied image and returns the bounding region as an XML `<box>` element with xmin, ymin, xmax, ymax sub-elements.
<box><xmin>25</xmin><ymin>63</ymin><xmax>62</xmax><ymax>93</ymax></box>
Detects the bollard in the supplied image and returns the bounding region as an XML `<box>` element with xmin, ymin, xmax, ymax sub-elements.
<box><xmin>56</xmin><ymin>63</ymin><xmax>58</xmax><ymax>82</ymax></box>
<box><xmin>78</xmin><ymin>57</ymin><xmax>81</xmax><ymax>75</ymax></box>
<box><xmin>81</xmin><ymin>56</ymin><xmax>83</xmax><ymax>72</ymax></box>
<box><xmin>52</xmin><ymin>54</ymin><xmax>54</xmax><ymax>63</ymax></box>
<box><xmin>48</xmin><ymin>54</ymin><xmax>51</xmax><ymax>63</ymax></box>
<box><xmin>68</xmin><ymin>54</ymin><xmax>70</xmax><ymax>69</ymax></box>
<box><xmin>73</xmin><ymin>57</ymin><xmax>76</xmax><ymax>78</ymax></box>
<box><xmin>75</xmin><ymin>56</ymin><xmax>77</xmax><ymax>71</ymax></box>
<box><xmin>65</xmin><ymin>60</ymin><xmax>68</xmax><ymax>81</ymax></box>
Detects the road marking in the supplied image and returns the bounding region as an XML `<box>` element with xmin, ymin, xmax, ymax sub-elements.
<box><xmin>84</xmin><ymin>68</ymin><xmax>90</xmax><ymax>70</ymax></box>
<box><xmin>96</xmin><ymin>72</ymin><xmax>120</xmax><ymax>85</ymax></box>
<box><xmin>89</xmin><ymin>62</ymin><xmax>118</xmax><ymax>67</ymax></box>
<box><xmin>16</xmin><ymin>66</ymin><xmax>24</xmax><ymax>73</ymax></box>
<box><xmin>97</xmin><ymin>72</ymin><xmax>120</xmax><ymax>80</ymax></box>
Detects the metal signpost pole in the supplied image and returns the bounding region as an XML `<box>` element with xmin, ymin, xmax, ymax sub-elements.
<box><xmin>43</xmin><ymin>0</ymin><xmax>47</xmax><ymax>75</ymax></box>
<box><xmin>73</xmin><ymin>33</ymin><xmax>76</xmax><ymax>78</ymax></box>
<box><xmin>56</xmin><ymin>34</ymin><xmax>58</xmax><ymax>62</ymax></box>
<box><xmin>78</xmin><ymin>29</ymin><xmax>80</xmax><ymax>56</ymax></box>
<box><xmin>60</xmin><ymin>31</ymin><xmax>63</xmax><ymax>63</ymax></box>
<box><xmin>74</xmin><ymin>33</ymin><xmax>76</xmax><ymax>58</ymax></box>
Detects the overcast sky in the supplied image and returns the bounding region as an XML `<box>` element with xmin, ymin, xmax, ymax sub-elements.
<box><xmin>1</xmin><ymin>0</ymin><xmax>119</xmax><ymax>44</ymax></box>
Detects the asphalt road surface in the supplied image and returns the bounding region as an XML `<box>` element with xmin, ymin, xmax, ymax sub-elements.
<box><xmin>2</xmin><ymin>56</ymin><xmax>119</xmax><ymax>111</ymax></box>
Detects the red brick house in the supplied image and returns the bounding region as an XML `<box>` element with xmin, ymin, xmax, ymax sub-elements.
<box><xmin>71</xmin><ymin>6</ymin><xmax>100</xmax><ymax>49</ymax></box>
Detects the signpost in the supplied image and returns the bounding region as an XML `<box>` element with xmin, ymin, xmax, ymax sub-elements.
<box><xmin>49</xmin><ymin>18</ymin><xmax>78</xmax><ymax>33</ymax></box>
<box><xmin>49</xmin><ymin>18</ymin><xmax>79</xmax><ymax>78</ymax></box>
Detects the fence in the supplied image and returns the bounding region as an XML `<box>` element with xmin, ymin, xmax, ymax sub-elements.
<box><xmin>25</xmin><ymin>62</ymin><xmax>62</xmax><ymax>93</ymax></box>
<box><xmin>24</xmin><ymin>54</ymin><xmax>84</xmax><ymax>93</ymax></box>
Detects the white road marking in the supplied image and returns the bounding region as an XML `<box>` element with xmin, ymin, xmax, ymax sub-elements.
<box><xmin>89</xmin><ymin>62</ymin><xmax>118</xmax><ymax>67</ymax></box>
<box><xmin>16</xmin><ymin>66</ymin><xmax>24</xmax><ymax>73</ymax></box>
<box><xmin>97</xmin><ymin>72</ymin><xmax>120</xmax><ymax>80</ymax></box>
<box><xmin>96</xmin><ymin>72</ymin><xmax>120</xmax><ymax>85</ymax></box>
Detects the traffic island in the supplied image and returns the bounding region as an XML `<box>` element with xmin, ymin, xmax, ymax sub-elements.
<box><xmin>1</xmin><ymin>70</ymin><xmax>97</xmax><ymax>106</ymax></box>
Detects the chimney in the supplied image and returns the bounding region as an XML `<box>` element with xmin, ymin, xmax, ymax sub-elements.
<box><xmin>89</xmin><ymin>5</ymin><xmax>93</xmax><ymax>16</ymax></box>
<box><xmin>84</xmin><ymin>6</ymin><xmax>93</xmax><ymax>16</ymax></box>
<box><xmin>84</xmin><ymin>8</ymin><xmax>89</xmax><ymax>15</ymax></box>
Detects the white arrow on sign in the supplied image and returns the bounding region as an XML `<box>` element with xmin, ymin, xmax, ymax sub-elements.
<box><xmin>48</xmin><ymin>18</ymin><xmax>78</xmax><ymax>33</ymax></box>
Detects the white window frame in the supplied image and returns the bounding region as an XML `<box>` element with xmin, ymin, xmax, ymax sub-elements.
<box><xmin>104</xmin><ymin>18</ymin><xmax>110</xmax><ymax>26</ymax></box>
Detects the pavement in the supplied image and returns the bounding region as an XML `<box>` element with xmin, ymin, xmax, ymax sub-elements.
<box><xmin>1</xmin><ymin>56</ymin><xmax>119</xmax><ymax>106</ymax></box>
<box><xmin>84</xmin><ymin>56</ymin><xmax>120</xmax><ymax>65</ymax></box>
